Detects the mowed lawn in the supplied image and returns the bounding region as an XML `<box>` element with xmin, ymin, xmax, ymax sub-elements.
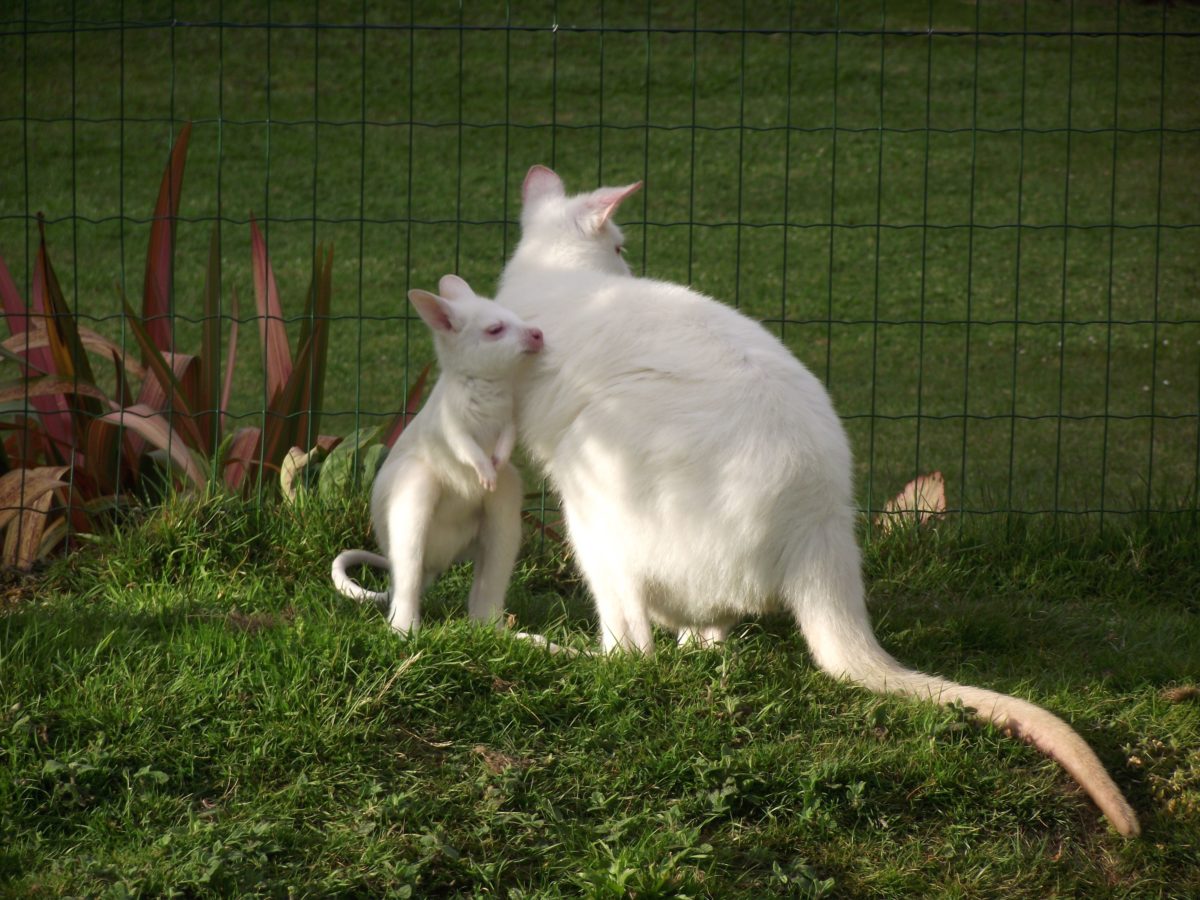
<box><xmin>0</xmin><ymin>493</ymin><xmax>1197</xmax><ymax>896</ymax></box>
<box><xmin>1</xmin><ymin>0</ymin><xmax>1197</xmax><ymax>517</ymax></box>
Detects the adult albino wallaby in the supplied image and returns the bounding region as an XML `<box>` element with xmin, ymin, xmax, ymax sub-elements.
<box><xmin>493</xmin><ymin>164</ymin><xmax>1139</xmax><ymax>837</ymax></box>
<box><xmin>331</xmin><ymin>275</ymin><xmax>543</xmax><ymax>634</ymax></box>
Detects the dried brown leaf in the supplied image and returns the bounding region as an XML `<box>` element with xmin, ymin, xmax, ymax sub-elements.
<box><xmin>1160</xmin><ymin>685</ymin><xmax>1200</xmax><ymax>704</ymax></box>
<box><xmin>876</xmin><ymin>470</ymin><xmax>946</xmax><ymax>533</ymax></box>
<box><xmin>472</xmin><ymin>745</ymin><xmax>530</xmax><ymax>775</ymax></box>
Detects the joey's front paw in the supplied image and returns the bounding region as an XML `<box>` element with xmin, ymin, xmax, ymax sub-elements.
<box><xmin>477</xmin><ymin>462</ymin><xmax>498</xmax><ymax>491</ymax></box>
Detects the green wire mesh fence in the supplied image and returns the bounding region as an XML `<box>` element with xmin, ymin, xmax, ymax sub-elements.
<box><xmin>1</xmin><ymin>1</ymin><xmax>1198</xmax><ymax>564</ymax></box>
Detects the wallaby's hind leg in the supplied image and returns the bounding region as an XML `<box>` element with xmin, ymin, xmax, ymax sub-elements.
<box><xmin>593</xmin><ymin>574</ymin><xmax>653</xmax><ymax>654</ymax></box>
<box><xmin>467</xmin><ymin>464</ymin><xmax>523</xmax><ymax>624</ymax></box>
<box><xmin>677</xmin><ymin>624</ymin><xmax>730</xmax><ymax>647</ymax></box>
<box><xmin>563</xmin><ymin>504</ymin><xmax>653</xmax><ymax>654</ymax></box>
<box><xmin>382</xmin><ymin>467</ymin><xmax>441</xmax><ymax>634</ymax></box>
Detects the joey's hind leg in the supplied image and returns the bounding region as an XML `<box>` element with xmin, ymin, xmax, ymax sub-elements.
<box><xmin>563</xmin><ymin>506</ymin><xmax>653</xmax><ymax>654</ymax></box>
<box><xmin>382</xmin><ymin>468</ymin><xmax>441</xmax><ymax>634</ymax></box>
<box><xmin>467</xmin><ymin>464</ymin><xmax>523</xmax><ymax>624</ymax></box>
<box><xmin>677</xmin><ymin>624</ymin><xmax>729</xmax><ymax>648</ymax></box>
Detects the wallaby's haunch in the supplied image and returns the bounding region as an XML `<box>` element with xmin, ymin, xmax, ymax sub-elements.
<box><xmin>493</xmin><ymin>164</ymin><xmax>1139</xmax><ymax>837</ymax></box>
<box><xmin>331</xmin><ymin>275</ymin><xmax>543</xmax><ymax>633</ymax></box>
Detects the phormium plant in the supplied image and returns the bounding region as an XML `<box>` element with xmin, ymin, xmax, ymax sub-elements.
<box><xmin>0</xmin><ymin>124</ymin><xmax>414</xmax><ymax>569</ymax></box>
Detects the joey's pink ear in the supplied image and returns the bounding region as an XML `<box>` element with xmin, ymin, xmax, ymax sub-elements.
<box><xmin>408</xmin><ymin>289</ymin><xmax>456</xmax><ymax>333</ymax></box>
<box><xmin>437</xmin><ymin>274</ymin><xmax>474</xmax><ymax>300</ymax></box>
<box><xmin>581</xmin><ymin>181</ymin><xmax>642</xmax><ymax>233</ymax></box>
<box><xmin>522</xmin><ymin>165</ymin><xmax>565</xmax><ymax>205</ymax></box>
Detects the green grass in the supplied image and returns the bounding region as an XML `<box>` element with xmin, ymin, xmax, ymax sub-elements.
<box><xmin>1</xmin><ymin>0</ymin><xmax>1198</xmax><ymax>518</ymax></box>
<box><xmin>2</xmin><ymin>492</ymin><xmax>1198</xmax><ymax>896</ymax></box>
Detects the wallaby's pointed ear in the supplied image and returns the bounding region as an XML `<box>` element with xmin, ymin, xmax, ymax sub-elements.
<box><xmin>437</xmin><ymin>274</ymin><xmax>474</xmax><ymax>300</ymax></box>
<box><xmin>408</xmin><ymin>289</ymin><xmax>456</xmax><ymax>333</ymax></box>
<box><xmin>581</xmin><ymin>181</ymin><xmax>642</xmax><ymax>233</ymax></box>
<box><xmin>522</xmin><ymin>165</ymin><xmax>565</xmax><ymax>206</ymax></box>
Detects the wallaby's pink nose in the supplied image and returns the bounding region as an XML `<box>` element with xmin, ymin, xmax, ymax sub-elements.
<box><xmin>525</xmin><ymin>327</ymin><xmax>544</xmax><ymax>352</ymax></box>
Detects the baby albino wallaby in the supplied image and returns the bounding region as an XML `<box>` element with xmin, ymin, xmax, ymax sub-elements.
<box><xmin>331</xmin><ymin>274</ymin><xmax>544</xmax><ymax>633</ymax></box>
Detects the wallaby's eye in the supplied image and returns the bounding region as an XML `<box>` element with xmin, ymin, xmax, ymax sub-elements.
<box><xmin>485</xmin><ymin>323</ymin><xmax>505</xmax><ymax>337</ymax></box>
<box><xmin>615</xmin><ymin>244</ymin><xmax>624</xmax><ymax>255</ymax></box>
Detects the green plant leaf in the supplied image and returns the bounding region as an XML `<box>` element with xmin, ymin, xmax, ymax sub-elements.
<box><xmin>259</xmin><ymin>332</ymin><xmax>315</xmax><ymax>474</ymax></box>
<box><xmin>315</xmin><ymin>446</ymin><xmax>356</xmax><ymax>502</ymax></box>
<box><xmin>260</xmin><ymin>281</ymin><xmax>337</xmax><ymax>476</ymax></box>
<box><xmin>220</xmin><ymin>285</ymin><xmax>240</xmax><ymax>435</ymax></box>
<box><xmin>29</xmin><ymin>227</ymin><xmax>103</xmax><ymax>510</ymax></box>
<box><xmin>222</xmin><ymin>426</ymin><xmax>261</xmax><ymax>493</ymax></box>
<box><xmin>142</xmin><ymin>122</ymin><xmax>192</xmax><ymax>356</ymax></box>
<box><xmin>0</xmin><ymin>255</ymin><xmax>51</xmax><ymax>457</ymax></box>
<box><xmin>5</xmin><ymin>232</ymin><xmax>76</xmax><ymax>464</ymax></box>
<box><xmin>0</xmin><ymin>250</ymin><xmax>27</xmax><ymax>326</ymax></box>
<box><xmin>84</xmin><ymin>350</ymin><xmax>136</xmax><ymax>495</ymax></box>
<box><xmin>97</xmin><ymin>404</ymin><xmax>206</xmax><ymax>490</ymax></box>
<box><xmin>314</xmin><ymin>425</ymin><xmax>380</xmax><ymax>502</ymax></box>
<box><xmin>118</xmin><ymin>290</ymin><xmax>204</xmax><ymax>451</ymax></box>
<box><xmin>200</xmin><ymin>222</ymin><xmax>222</xmax><ymax>453</ymax></box>
<box><xmin>0</xmin><ymin>417</ymin><xmax>55</xmax><ymax>470</ymax></box>
<box><xmin>249</xmin><ymin>215</ymin><xmax>292</xmax><ymax>403</ymax></box>
<box><xmin>0</xmin><ymin>375</ymin><xmax>111</xmax><ymax>410</ymax></box>
<box><xmin>0</xmin><ymin>250</ymin><xmax>49</xmax><ymax>372</ymax></box>
<box><xmin>384</xmin><ymin>362</ymin><xmax>432</xmax><ymax>448</ymax></box>
<box><xmin>2</xmin><ymin>325</ymin><xmax>146</xmax><ymax>383</ymax></box>
<box><xmin>36</xmin><ymin>511</ymin><xmax>73</xmax><ymax>561</ymax></box>
<box><xmin>85</xmin><ymin>411</ymin><xmax>123</xmax><ymax>499</ymax></box>
<box><xmin>106</xmin><ymin>347</ymin><xmax>133</xmax><ymax>410</ymax></box>
<box><xmin>293</xmin><ymin>244</ymin><xmax>333</xmax><ymax>451</ymax></box>
<box><xmin>36</xmin><ymin>218</ymin><xmax>99</xmax><ymax>394</ymax></box>
<box><xmin>0</xmin><ymin>343</ymin><xmax>49</xmax><ymax>374</ymax></box>
<box><xmin>360</xmin><ymin>442</ymin><xmax>387</xmax><ymax>485</ymax></box>
<box><xmin>134</xmin><ymin>351</ymin><xmax>203</xmax><ymax>446</ymax></box>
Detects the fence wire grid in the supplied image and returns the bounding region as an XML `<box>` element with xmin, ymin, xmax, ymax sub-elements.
<box><xmin>1</xmin><ymin>1</ymin><xmax>1199</xmax><ymax>564</ymax></box>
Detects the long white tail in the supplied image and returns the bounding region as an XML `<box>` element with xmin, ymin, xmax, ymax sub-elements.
<box><xmin>331</xmin><ymin>549</ymin><xmax>390</xmax><ymax>605</ymax></box>
<box><xmin>790</xmin><ymin>530</ymin><xmax>1140</xmax><ymax>837</ymax></box>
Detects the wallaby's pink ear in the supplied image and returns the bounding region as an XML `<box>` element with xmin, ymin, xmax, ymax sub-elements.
<box><xmin>408</xmin><ymin>289</ymin><xmax>456</xmax><ymax>333</ymax></box>
<box><xmin>437</xmin><ymin>274</ymin><xmax>474</xmax><ymax>300</ymax></box>
<box><xmin>581</xmin><ymin>181</ymin><xmax>642</xmax><ymax>233</ymax></box>
<box><xmin>522</xmin><ymin>165</ymin><xmax>565</xmax><ymax>205</ymax></box>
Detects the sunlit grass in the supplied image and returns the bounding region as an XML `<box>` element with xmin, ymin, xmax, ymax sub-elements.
<box><xmin>1</xmin><ymin>491</ymin><xmax>1198</xmax><ymax>895</ymax></box>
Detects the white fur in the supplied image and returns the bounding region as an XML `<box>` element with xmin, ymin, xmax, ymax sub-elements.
<box><xmin>493</xmin><ymin>165</ymin><xmax>1139</xmax><ymax>837</ymax></box>
<box><xmin>331</xmin><ymin>274</ymin><xmax>543</xmax><ymax>633</ymax></box>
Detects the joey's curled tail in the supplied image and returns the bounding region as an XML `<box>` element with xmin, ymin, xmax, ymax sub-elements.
<box><xmin>332</xmin><ymin>549</ymin><xmax>580</xmax><ymax>655</ymax></box>
<box><xmin>331</xmin><ymin>549</ymin><xmax>391</xmax><ymax>605</ymax></box>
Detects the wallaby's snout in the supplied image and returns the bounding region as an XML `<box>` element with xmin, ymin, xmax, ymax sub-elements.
<box><xmin>523</xmin><ymin>327</ymin><xmax>544</xmax><ymax>353</ymax></box>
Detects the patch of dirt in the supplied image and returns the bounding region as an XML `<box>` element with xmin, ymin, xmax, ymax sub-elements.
<box><xmin>225</xmin><ymin>605</ymin><xmax>296</xmax><ymax>634</ymax></box>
